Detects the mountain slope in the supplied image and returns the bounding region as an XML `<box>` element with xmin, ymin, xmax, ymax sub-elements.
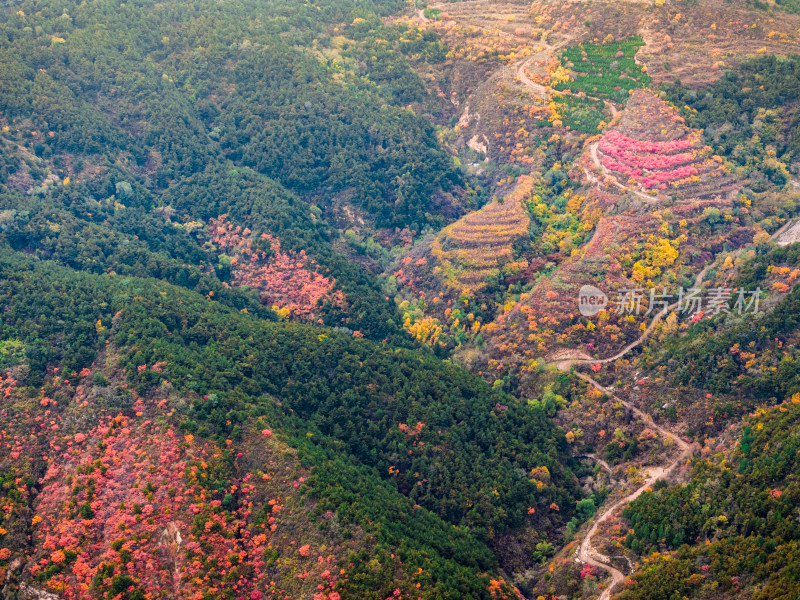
<box><xmin>0</xmin><ymin>247</ymin><xmax>582</xmax><ymax>598</ymax></box>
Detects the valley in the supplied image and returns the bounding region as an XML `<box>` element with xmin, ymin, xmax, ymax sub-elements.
<box><xmin>1</xmin><ymin>0</ymin><xmax>800</xmax><ymax>599</ymax></box>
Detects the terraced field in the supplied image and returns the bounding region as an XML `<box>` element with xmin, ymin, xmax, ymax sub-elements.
<box><xmin>551</xmin><ymin>94</ymin><xmax>606</xmax><ymax>133</ymax></box>
<box><xmin>428</xmin><ymin>0</ymin><xmax>800</xmax><ymax>86</ymax></box>
<box><xmin>431</xmin><ymin>175</ymin><xmax>533</xmax><ymax>293</ymax></box>
<box><xmin>556</xmin><ymin>36</ymin><xmax>650</xmax><ymax>103</ymax></box>
<box><xmin>477</xmin><ymin>189</ymin><xmax>738</xmax><ymax>372</ymax></box>
<box><xmin>596</xmin><ymin>89</ymin><xmax>737</xmax><ymax>199</ymax></box>
<box><xmin>517</xmin><ymin>211</ymin><xmax>637</xmax><ymax>326</ymax></box>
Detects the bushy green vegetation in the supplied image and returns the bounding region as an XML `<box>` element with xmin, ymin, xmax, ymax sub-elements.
<box><xmin>664</xmin><ymin>55</ymin><xmax>800</xmax><ymax>191</ymax></box>
<box><xmin>556</xmin><ymin>36</ymin><xmax>650</xmax><ymax>104</ymax></box>
<box><xmin>747</xmin><ymin>0</ymin><xmax>800</xmax><ymax>14</ymax></box>
<box><xmin>217</xmin><ymin>45</ymin><xmax>459</xmax><ymax>228</ymax></box>
<box><xmin>0</xmin><ymin>180</ymin><xmax>272</xmax><ymax>311</ymax></box>
<box><xmin>620</xmin><ymin>397</ymin><xmax>800</xmax><ymax>600</ymax></box>
<box><xmin>342</xmin><ymin>19</ymin><xmax>448</xmax><ymax>103</ymax></box>
<box><xmin>0</xmin><ymin>1</ymin><xmax>587</xmax><ymax>593</ymax></box>
<box><xmin>551</xmin><ymin>94</ymin><xmax>606</xmax><ymax>133</ymax></box>
<box><xmin>0</xmin><ymin>168</ymin><xmax>412</xmax><ymax>342</ymax></box>
<box><xmin>0</xmin><ymin>0</ymin><xmax>470</xmax><ymax>342</ymax></box>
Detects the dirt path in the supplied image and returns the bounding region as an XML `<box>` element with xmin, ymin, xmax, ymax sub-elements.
<box><xmin>552</xmin><ymin>263</ymin><xmax>710</xmax><ymax>371</ymax></box>
<box><xmin>547</xmin><ymin>262</ymin><xmax>706</xmax><ymax>597</ymax></box>
<box><xmin>579</xmin><ymin>453</ymin><xmax>614</xmax><ymax>474</ymax></box>
<box><xmin>516</xmin><ymin>53</ymin><xmax>552</xmax><ymax>100</ymax></box>
<box><xmin>419</xmin><ymin>9</ymin><xmax>718</xmax><ymax>594</ymax></box>
<box><xmin>516</xmin><ymin>54</ymin><xmax>620</xmax><ymax>122</ymax></box>
<box><xmin>588</xmin><ymin>141</ymin><xmax>659</xmax><ymax>203</ymax></box>
<box><xmin>573</xmin><ymin>372</ymin><xmax>692</xmax><ymax>599</ymax></box>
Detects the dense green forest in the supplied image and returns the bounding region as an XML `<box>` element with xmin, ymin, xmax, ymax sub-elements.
<box><xmin>0</xmin><ymin>246</ymin><xmax>581</xmax><ymax>598</ymax></box>
<box><xmin>0</xmin><ymin>249</ymin><xmax>580</xmax><ymax>530</ymax></box>
<box><xmin>0</xmin><ymin>0</ymin><xmax>462</xmax><ymax>228</ymax></box>
<box><xmin>0</xmin><ymin>2</ymin><xmax>478</xmax><ymax>341</ymax></box>
<box><xmin>619</xmin><ymin>397</ymin><xmax>800</xmax><ymax>600</ymax></box>
<box><xmin>664</xmin><ymin>55</ymin><xmax>800</xmax><ymax>191</ymax></box>
<box><xmin>0</xmin><ymin>0</ymin><xmax>474</xmax><ymax>344</ymax></box>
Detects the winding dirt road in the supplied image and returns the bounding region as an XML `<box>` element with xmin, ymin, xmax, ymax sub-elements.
<box><xmin>516</xmin><ymin>54</ymin><xmax>619</xmax><ymax>120</ymax></box>
<box><xmin>588</xmin><ymin>141</ymin><xmax>657</xmax><ymax>203</ymax></box>
<box><xmin>409</xmin><ymin>4</ymin><xmax>777</xmax><ymax>597</ymax></box>
<box><xmin>513</xmin><ymin>34</ymin><xmax>718</xmax><ymax>596</ymax></box>
<box><xmin>572</xmin><ymin>372</ymin><xmax>692</xmax><ymax>600</ymax></box>
<box><xmin>546</xmin><ymin>262</ymin><xmax>709</xmax><ymax>599</ymax></box>
<box><xmin>552</xmin><ymin>261</ymin><xmax>711</xmax><ymax>371</ymax></box>
<box><xmin>516</xmin><ymin>53</ymin><xmax>552</xmax><ymax>100</ymax></box>
<box><xmin>580</xmin><ymin>453</ymin><xmax>613</xmax><ymax>474</ymax></box>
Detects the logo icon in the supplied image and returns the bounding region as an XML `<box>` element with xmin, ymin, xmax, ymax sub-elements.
<box><xmin>578</xmin><ymin>285</ymin><xmax>608</xmax><ymax>317</ymax></box>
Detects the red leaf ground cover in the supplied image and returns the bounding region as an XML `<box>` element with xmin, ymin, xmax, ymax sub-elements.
<box><xmin>210</xmin><ymin>215</ymin><xmax>344</xmax><ymax>319</ymax></box>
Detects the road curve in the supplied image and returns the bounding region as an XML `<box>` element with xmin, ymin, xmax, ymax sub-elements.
<box><xmin>589</xmin><ymin>142</ymin><xmax>658</xmax><ymax>203</ymax></box>
<box><xmin>553</xmin><ymin>263</ymin><xmax>710</xmax><ymax>371</ymax></box>
<box><xmin>426</xmin><ymin>10</ymin><xmax>714</xmax><ymax>596</ymax></box>
<box><xmin>516</xmin><ymin>55</ymin><xmax>620</xmax><ymax>120</ymax></box>
<box><xmin>546</xmin><ymin>264</ymin><xmax>706</xmax><ymax>598</ymax></box>
<box><xmin>570</xmin><ymin>372</ymin><xmax>692</xmax><ymax>600</ymax></box>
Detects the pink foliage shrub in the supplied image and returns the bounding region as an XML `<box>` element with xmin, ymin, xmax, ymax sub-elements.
<box><xmin>599</xmin><ymin>139</ymin><xmax>695</xmax><ymax>171</ymax></box>
<box><xmin>210</xmin><ymin>215</ymin><xmax>344</xmax><ymax>318</ymax></box>
<box><xmin>599</xmin><ymin>132</ymin><xmax>704</xmax><ymax>189</ymax></box>
<box><xmin>28</xmin><ymin>413</ymin><xmax>343</xmax><ymax>599</ymax></box>
<box><xmin>604</xmin><ymin>130</ymin><xmax>697</xmax><ymax>154</ymax></box>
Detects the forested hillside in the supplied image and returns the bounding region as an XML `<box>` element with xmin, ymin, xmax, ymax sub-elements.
<box><xmin>0</xmin><ymin>0</ymin><xmax>581</xmax><ymax>597</ymax></box>
<box><xmin>3</xmin><ymin>0</ymin><xmax>800</xmax><ymax>598</ymax></box>
<box><xmin>0</xmin><ymin>248</ymin><xmax>584</xmax><ymax>598</ymax></box>
<box><xmin>0</xmin><ymin>0</ymin><xmax>475</xmax><ymax>343</ymax></box>
<box><xmin>0</xmin><ymin>0</ymin><xmax>463</xmax><ymax>226</ymax></box>
<box><xmin>619</xmin><ymin>396</ymin><xmax>800</xmax><ymax>600</ymax></box>
<box><xmin>665</xmin><ymin>55</ymin><xmax>800</xmax><ymax>191</ymax></box>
